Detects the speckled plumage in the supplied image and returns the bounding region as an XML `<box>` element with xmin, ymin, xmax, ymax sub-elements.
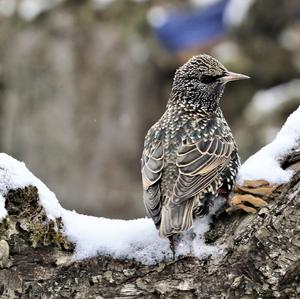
<box><xmin>141</xmin><ymin>55</ymin><xmax>245</xmax><ymax>238</ymax></box>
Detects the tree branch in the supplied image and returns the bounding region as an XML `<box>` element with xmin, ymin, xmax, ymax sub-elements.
<box><xmin>0</xmin><ymin>149</ymin><xmax>299</xmax><ymax>298</ymax></box>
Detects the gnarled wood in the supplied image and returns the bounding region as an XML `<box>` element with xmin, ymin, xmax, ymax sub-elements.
<box><xmin>0</xmin><ymin>149</ymin><xmax>299</xmax><ymax>299</ymax></box>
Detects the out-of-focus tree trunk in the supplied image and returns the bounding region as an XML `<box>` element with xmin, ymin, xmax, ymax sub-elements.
<box><xmin>0</xmin><ymin>1</ymin><xmax>169</xmax><ymax>219</ymax></box>
<box><xmin>0</xmin><ymin>148</ymin><xmax>299</xmax><ymax>299</ymax></box>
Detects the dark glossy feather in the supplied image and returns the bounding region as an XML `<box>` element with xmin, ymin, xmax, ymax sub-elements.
<box><xmin>141</xmin><ymin>54</ymin><xmax>241</xmax><ymax>238</ymax></box>
<box><xmin>141</xmin><ymin>141</ymin><xmax>164</xmax><ymax>227</ymax></box>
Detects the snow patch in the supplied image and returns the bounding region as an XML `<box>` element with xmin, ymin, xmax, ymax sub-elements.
<box><xmin>1</xmin><ymin>106</ymin><xmax>299</xmax><ymax>263</ymax></box>
<box><xmin>251</xmin><ymin>79</ymin><xmax>300</xmax><ymax>115</ymax></box>
<box><xmin>0</xmin><ymin>153</ymin><xmax>222</xmax><ymax>265</ymax></box>
<box><xmin>63</xmin><ymin>199</ymin><xmax>223</xmax><ymax>265</ymax></box>
<box><xmin>0</xmin><ymin>194</ymin><xmax>7</xmax><ymax>222</ymax></box>
<box><xmin>238</xmin><ymin>106</ymin><xmax>300</xmax><ymax>184</ymax></box>
<box><xmin>0</xmin><ymin>153</ymin><xmax>62</xmax><ymax>220</ymax></box>
<box><xmin>244</xmin><ymin>80</ymin><xmax>300</xmax><ymax>126</ymax></box>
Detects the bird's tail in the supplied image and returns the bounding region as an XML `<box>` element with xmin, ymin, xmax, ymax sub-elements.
<box><xmin>159</xmin><ymin>199</ymin><xmax>194</xmax><ymax>238</ymax></box>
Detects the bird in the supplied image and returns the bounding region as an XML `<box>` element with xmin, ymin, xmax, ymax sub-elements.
<box><xmin>141</xmin><ymin>54</ymin><xmax>251</xmax><ymax>253</ymax></box>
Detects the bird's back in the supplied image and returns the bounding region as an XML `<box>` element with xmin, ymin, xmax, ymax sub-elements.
<box><xmin>142</xmin><ymin>106</ymin><xmax>236</xmax><ymax>237</ymax></box>
<box><xmin>141</xmin><ymin>54</ymin><xmax>247</xmax><ymax>239</ymax></box>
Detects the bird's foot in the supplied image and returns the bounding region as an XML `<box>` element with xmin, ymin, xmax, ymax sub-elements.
<box><xmin>227</xmin><ymin>179</ymin><xmax>277</xmax><ymax>213</ymax></box>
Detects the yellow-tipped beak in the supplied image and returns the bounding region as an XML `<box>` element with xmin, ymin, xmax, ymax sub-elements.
<box><xmin>221</xmin><ymin>71</ymin><xmax>250</xmax><ymax>83</ymax></box>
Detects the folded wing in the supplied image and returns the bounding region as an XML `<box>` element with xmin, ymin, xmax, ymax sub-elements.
<box><xmin>141</xmin><ymin>141</ymin><xmax>164</xmax><ymax>227</ymax></box>
<box><xmin>159</xmin><ymin>135</ymin><xmax>233</xmax><ymax>237</ymax></box>
<box><xmin>174</xmin><ymin>136</ymin><xmax>233</xmax><ymax>202</ymax></box>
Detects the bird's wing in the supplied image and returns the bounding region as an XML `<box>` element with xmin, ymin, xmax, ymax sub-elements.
<box><xmin>141</xmin><ymin>140</ymin><xmax>164</xmax><ymax>226</ymax></box>
<box><xmin>159</xmin><ymin>133</ymin><xmax>234</xmax><ymax>237</ymax></box>
<box><xmin>173</xmin><ymin>135</ymin><xmax>234</xmax><ymax>204</ymax></box>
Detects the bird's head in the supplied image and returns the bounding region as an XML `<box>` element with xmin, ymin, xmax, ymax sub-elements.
<box><xmin>171</xmin><ymin>54</ymin><xmax>249</xmax><ymax>111</ymax></box>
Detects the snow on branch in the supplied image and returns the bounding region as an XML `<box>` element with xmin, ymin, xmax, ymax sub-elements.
<box><xmin>0</xmin><ymin>106</ymin><xmax>299</xmax><ymax>265</ymax></box>
<box><xmin>238</xmin><ymin>106</ymin><xmax>300</xmax><ymax>184</ymax></box>
<box><xmin>0</xmin><ymin>154</ymin><xmax>222</xmax><ymax>265</ymax></box>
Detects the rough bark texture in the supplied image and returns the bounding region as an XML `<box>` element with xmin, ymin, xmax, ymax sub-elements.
<box><xmin>0</xmin><ymin>148</ymin><xmax>299</xmax><ymax>298</ymax></box>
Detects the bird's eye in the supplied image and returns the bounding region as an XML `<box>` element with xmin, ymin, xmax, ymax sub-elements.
<box><xmin>200</xmin><ymin>75</ymin><xmax>215</xmax><ymax>84</ymax></box>
<box><xmin>200</xmin><ymin>74</ymin><xmax>223</xmax><ymax>84</ymax></box>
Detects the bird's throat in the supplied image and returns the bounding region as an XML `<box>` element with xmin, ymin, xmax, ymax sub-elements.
<box><xmin>168</xmin><ymin>90</ymin><xmax>222</xmax><ymax>114</ymax></box>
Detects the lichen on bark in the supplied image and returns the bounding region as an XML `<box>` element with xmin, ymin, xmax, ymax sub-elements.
<box><xmin>0</xmin><ymin>149</ymin><xmax>299</xmax><ymax>298</ymax></box>
<box><xmin>1</xmin><ymin>186</ymin><xmax>73</xmax><ymax>253</ymax></box>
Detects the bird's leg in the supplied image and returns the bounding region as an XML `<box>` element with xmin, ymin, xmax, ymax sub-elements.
<box><xmin>168</xmin><ymin>235</ymin><xmax>177</xmax><ymax>260</ymax></box>
<box><xmin>227</xmin><ymin>179</ymin><xmax>277</xmax><ymax>213</ymax></box>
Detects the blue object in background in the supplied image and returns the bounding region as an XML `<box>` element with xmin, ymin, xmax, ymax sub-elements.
<box><xmin>153</xmin><ymin>0</ymin><xmax>229</xmax><ymax>52</ymax></box>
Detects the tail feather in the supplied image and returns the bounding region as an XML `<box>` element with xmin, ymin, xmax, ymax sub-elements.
<box><xmin>159</xmin><ymin>198</ymin><xmax>194</xmax><ymax>237</ymax></box>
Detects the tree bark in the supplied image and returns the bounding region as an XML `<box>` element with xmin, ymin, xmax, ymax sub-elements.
<box><xmin>0</xmin><ymin>149</ymin><xmax>299</xmax><ymax>299</ymax></box>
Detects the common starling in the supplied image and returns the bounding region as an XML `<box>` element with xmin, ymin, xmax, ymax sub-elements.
<box><xmin>141</xmin><ymin>54</ymin><xmax>252</xmax><ymax>242</ymax></box>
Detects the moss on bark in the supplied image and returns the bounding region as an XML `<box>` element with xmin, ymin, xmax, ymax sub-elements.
<box><xmin>0</xmin><ymin>149</ymin><xmax>299</xmax><ymax>298</ymax></box>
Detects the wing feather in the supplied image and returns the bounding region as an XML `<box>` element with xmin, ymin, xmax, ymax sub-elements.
<box><xmin>160</xmin><ymin>135</ymin><xmax>234</xmax><ymax>236</ymax></box>
<box><xmin>173</xmin><ymin>136</ymin><xmax>234</xmax><ymax>203</ymax></box>
<box><xmin>141</xmin><ymin>141</ymin><xmax>164</xmax><ymax>227</ymax></box>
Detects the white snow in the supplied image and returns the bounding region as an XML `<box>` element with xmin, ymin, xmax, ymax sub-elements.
<box><xmin>250</xmin><ymin>79</ymin><xmax>300</xmax><ymax>116</ymax></box>
<box><xmin>63</xmin><ymin>209</ymin><xmax>222</xmax><ymax>264</ymax></box>
<box><xmin>0</xmin><ymin>153</ymin><xmax>222</xmax><ymax>265</ymax></box>
<box><xmin>244</xmin><ymin>80</ymin><xmax>300</xmax><ymax>128</ymax></box>
<box><xmin>0</xmin><ymin>153</ymin><xmax>62</xmax><ymax>221</ymax></box>
<box><xmin>238</xmin><ymin>106</ymin><xmax>300</xmax><ymax>184</ymax></box>
<box><xmin>1</xmin><ymin>106</ymin><xmax>299</xmax><ymax>263</ymax></box>
<box><xmin>0</xmin><ymin>195</ymin><xmax>6</xmax><ymax>221</ymax></box>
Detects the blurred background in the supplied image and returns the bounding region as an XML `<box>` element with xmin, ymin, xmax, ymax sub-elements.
<box><xmin>0</xmin><ymin>0</ymin><xmax>299</xmax><ymax>219</ymax></box>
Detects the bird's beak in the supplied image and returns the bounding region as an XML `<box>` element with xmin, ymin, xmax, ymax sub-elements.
<box><xmin>220</xmin><ymin>71</ymin><xmax>250</xmax><ymax>83</ymax></box>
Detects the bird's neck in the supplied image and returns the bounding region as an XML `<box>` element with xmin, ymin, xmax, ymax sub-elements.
<box><xmin>168</xmin><ymin>89</ymin><xmax>222</xmax><ymax>114</ymax></box>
